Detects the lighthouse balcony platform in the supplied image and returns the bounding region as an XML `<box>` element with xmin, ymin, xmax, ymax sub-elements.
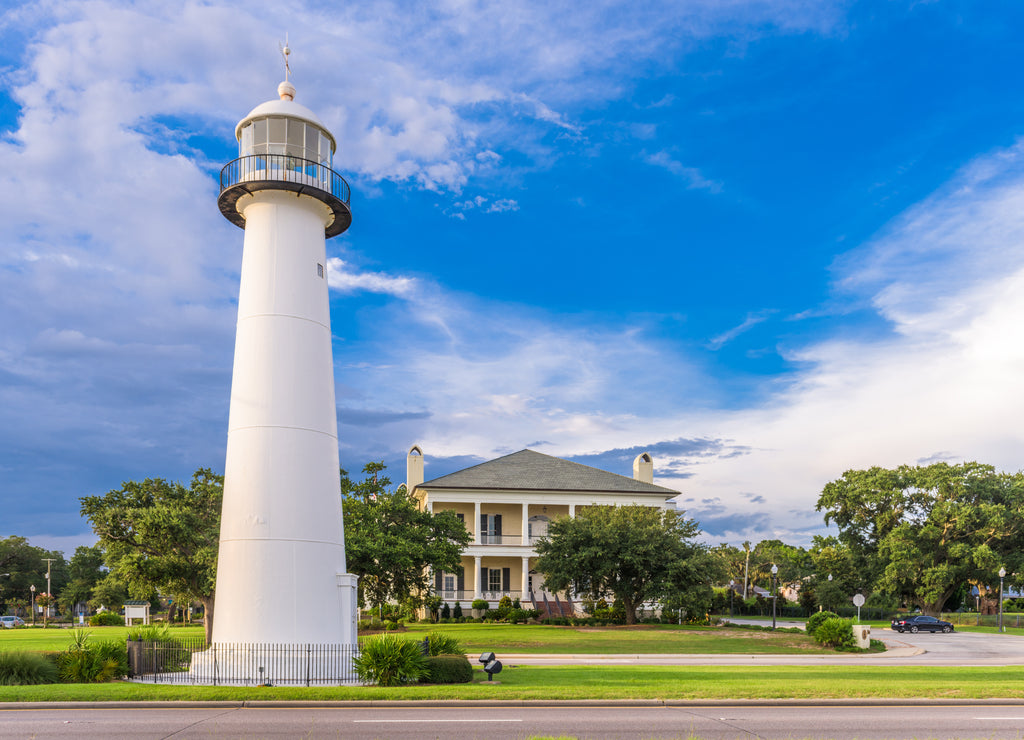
<box><xmin>218</xmin><ymin>154</ymin><xmax>352</xmax><ymax>237</ymax></box>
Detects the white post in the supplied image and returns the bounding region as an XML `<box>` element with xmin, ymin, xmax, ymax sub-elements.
<box><xmin>474</xmin><ymin>501</ymin><xmax>481</xmax><ymax>544</ymax></box>
<box><xmin>475</xmin><ymin>556</ymin><xmax>482</xmax><ymax>599</ymax></box>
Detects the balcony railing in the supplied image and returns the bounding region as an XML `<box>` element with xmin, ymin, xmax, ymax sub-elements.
<box><xmin>217</xmin><ymin>154</ymin><xmax>352</xmax><ymax>237</ymax></box>
<box><xmin>479</xmin><ymin>534</ymin><xmax>524</xmax><ymax>545</ymax></box>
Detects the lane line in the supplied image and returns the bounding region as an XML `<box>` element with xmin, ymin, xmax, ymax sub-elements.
<box><xmin>353</xmin><ymin>719</ymin><xmax>523</xmax><ymax>724</ymax></box>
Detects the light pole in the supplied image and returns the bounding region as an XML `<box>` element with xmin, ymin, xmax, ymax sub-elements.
<box><xmin>999</xmin><ymin>567</ymin><xmax>1006</xmax><ymax>633</ymax></box>
<box><xmin>729</xmin><ymin>579</ymin><xmax>735</xmax><ymax>617</ymax></box>
<box><xmin>30</xmin><ymin>585</ymin><xmax>35</xmax><ymax>626</ymax></box>
<box><xmin>771</xmin><ymin>564</ymin><xmax>779</xmax><ymax>630</ymax></box>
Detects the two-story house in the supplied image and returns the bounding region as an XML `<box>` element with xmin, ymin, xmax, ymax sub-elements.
<box><xmin>407</xmin><ymin>446</ymin><xmax>679</xmax><ymax>616</ymax></box>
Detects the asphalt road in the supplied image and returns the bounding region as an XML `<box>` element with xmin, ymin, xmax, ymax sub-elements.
<box><xmin>7</xmin><ymin>704</ymin><xmax>1024</xmax><ymax>739</ymax></box>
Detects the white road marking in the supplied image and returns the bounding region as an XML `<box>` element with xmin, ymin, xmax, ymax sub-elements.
<box><xmin>353</xmin><ymin>719</ymin><xmax>523</xmax><ymax>724</ymax></box>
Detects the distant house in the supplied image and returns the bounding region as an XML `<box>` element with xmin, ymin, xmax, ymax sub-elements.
<box><xmin>407</xmin><ymin>446</ymin><xmax>679</xmax><ymax>616</ymax></box>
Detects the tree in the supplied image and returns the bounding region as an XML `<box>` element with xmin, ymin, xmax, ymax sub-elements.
<box><xmin>533</xmin><ymin>504</ymin><xmax>708</xmax><ymax>624</ymax></box>
<box><xmin>80</xmin><ymin>468</ymin><xmax>222</xmax><ymax>641</ymax></box>
<box><xmin>0</xmin><ymin>537</ymin><xmax>67</xmax><ymax>617</ymax></box>
<box><xmin>60</xmin><ymin>545</ymin><xmax>106</xmax><ymax>615</ymax></box>
<box><xmin>341</xmin><ymin>463</ymin><xmax>471</xmax><ymax>612</ymax></box>
<box><xmin>818</xmin><ymin>462</ymin><xmax>1024</xmax><ymax>615</ymax></box>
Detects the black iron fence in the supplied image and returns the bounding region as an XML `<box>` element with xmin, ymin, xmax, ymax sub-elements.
<box><xmin>219</xmin><ymin>154</ymin><xmax>351</xmax><ymax>205</ymax></box>
<box><xmin>126</xmin><ymin>638</ymin><xmax>360</xmax><ymax>685</ymax></box>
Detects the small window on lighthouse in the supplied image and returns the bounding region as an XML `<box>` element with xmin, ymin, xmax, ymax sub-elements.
<box><xmin>317</xmin><ymin>263</ymin><xmax>324</xmax><ymax>278</ymax></box>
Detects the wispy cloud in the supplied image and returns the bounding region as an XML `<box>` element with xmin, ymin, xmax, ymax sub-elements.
<box><xmin>707</xmin><ymin>310</ymin><xmax>775</xmax><ymax>349</ymax></box>
<box><xmin>642</xmin><ymin>150</ymin><xmax>722</xmax><ymax>192</ymax></box>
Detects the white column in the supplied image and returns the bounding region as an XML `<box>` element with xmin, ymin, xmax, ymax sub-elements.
<box><xmin>569</xmin><ymin>503</ymin><xmax>576</xmax><ymax>518</ymax></box>
<box><xmin>521</xmin><ymin>557</ymin><xmax>529</xmax><ymax>598</ymax></box>
<box><xmin>474</xmin><ymin>501</ymin><xmax>481</xmax><ymax>544</ymax></box>
<box><xmin>214</xmin><ymin>190</ymin><xmax>354</xmax><ymax>645</ymax></box>
<box><xmin>522</xmin><ymin>502</ymin><xmax>529</xmax><ymax>544</ymax></box>
<box><xmin>474</xmin><ymin>556</ymin><xmax>482</xmax><ymax>599</ymax></box>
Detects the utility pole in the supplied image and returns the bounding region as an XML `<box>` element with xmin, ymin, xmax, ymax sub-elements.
<box><xmin>44</xmin><ymin>558</ymin><xmax>55</xmax><ymax>604</ymax></box>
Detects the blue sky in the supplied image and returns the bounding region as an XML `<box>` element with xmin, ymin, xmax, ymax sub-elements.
<box><xmin>3</xmin><ymin>0</ymin><xmax>1024</xmax><ymax>554</ymax></box>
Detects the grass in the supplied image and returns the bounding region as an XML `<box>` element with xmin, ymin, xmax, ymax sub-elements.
<box><xmin>1</xmin><ymin>665</ymin><xmax>1023</xmax><ymax>702</ymax></box>
<box><xmin>402</xmin><ymin>622</ymin><xmax>837</xmax><ymax>654</ymax></box>
<box><xmin>0</xmin><ymin>626</ymin><xmax>205</xmax><ymax>653</ymax></box>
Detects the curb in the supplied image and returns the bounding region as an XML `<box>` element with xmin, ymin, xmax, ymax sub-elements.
<box><xmin>5</xmin><ymin>698</ymin><xmax>1024</xmax><ymax>710</ymax></box>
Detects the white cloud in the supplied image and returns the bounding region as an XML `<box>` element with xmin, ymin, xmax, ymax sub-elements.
<box><xmin>326</xmin><ymin>258</ymin><xmax>418</xmax><ymax>298</ymax></box>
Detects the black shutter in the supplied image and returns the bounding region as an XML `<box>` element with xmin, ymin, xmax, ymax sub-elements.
<box><xmin>481</xmin><ymin>567</ymin><xmax>487</xmax><ymax>592</ymax></box>
<box><xmin>435</xmin><ymin>571</ymin><xmax>442</xmax><ymax>590</ymax></box>
<box><xmin>480</xmin><ymin>514</ymin><xmax>487</xmax><ymax>542</ymax></box>
<box><xmin>457</xmin><ymin>567</ymin><xmax>464</xmax><ymax>592</ymax></box>
<box><xmin>502</xmin><ymin>567</ymin><xmax>511</xmax><ymax>591</ymax></box>
<box><xmin>495</xmin><ymin>514</ymin><xmax>502</xmax><ymax>536</ymax></box>
<box><xmin>456</xmin><ymin>512</ymin><xmax>464</xmax><ymax>523</ymax></box>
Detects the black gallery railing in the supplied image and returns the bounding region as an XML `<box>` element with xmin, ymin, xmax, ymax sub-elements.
<box><xmin>219</xmin><ymin>154</ymin><xmax>351</xmax><ymax>205</ymax></box>
<box><xmin>126</xmin><ymin>638</ymin><xmax>361</xmax><ymax>685</ymax></box>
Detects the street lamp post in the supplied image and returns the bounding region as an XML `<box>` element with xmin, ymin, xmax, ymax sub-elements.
<box><xmin>30</xmin><ymin>585</ymin><xmax>35</xmax><ymax>626</ymax></box>
<box><xmin>999</xmin><ymin>567</ymin><xmax>1006</xmax><ymax>633</ymax></box>
<box><xmin>729</xmin><ymin>579</ymin><xmax>735</xmax><ymax>617</ymax></box>
<box><xmin>771</xmin><ymin>564</ymin><xmax>779</xmax><ymax>630</ymax></box>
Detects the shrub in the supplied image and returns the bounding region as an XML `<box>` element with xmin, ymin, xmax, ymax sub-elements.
<box><xmin>89</xmin><ymin>611</ymin><xmax>125</xmax><ymax>627</ymax></box>
<box><xmin>422</xmin><ymin>654</ymin><xmax>473</xmax><ymax>684</ymax></box>
<box><xmin>353</xmin><ymin>633</ymin><xmax>428</xmax><ymax>686</ymax></box>
<box><xmin>806</xmin><ymin>610</ymin><xmax>840</xmax><ymax>637</ymax></box>
<box><xmin>384</xmin><ymin>620</ymin><xmax>398</xmax><ymax>631</ymax></box>
<box><xmin>0</xmin><ymin>652</ymin><xmax>58</xmax><ymax>685</ymax></box>
<box><xmin>453</xmin><ymin>603</ymin><xmax>463</xmax><ymax>619</ymax></box>
<box><xmin>471</xmin><ymin>599</ymin><xmax>489</xmax><ymax>610</ymax></box>
<box><xmin>812</xmin><ymin>617</ymin><xmax>855</xmax><ymax>650</ymax></box>
<box><xmin>56</xmin><ymin>630</ymin><xmax>127</xmax><ymax>683</ymax></box>
<box><xmin>507</xmin><ymin>608</ymin><xmax>529</xmax><ymax>624</ymax></box>
<box><xmin>440</xmin><ymin>602</ymin><xmax>451</xmax><ymax>619</ymax></box>
<box><xmin>497</xmin><ymin>595</ymin><xmax>513</xmax><ymax>616</ymax></box>
<box><xmin>424</xmin><ymin>631</ymin><xmax>464</xmax><ymax>656</ymax></box>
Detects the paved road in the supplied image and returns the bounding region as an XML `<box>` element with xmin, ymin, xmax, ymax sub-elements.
<box><xmin>7</xmin><ymin>704</ymin><xmax>1024</xmax><ymax>739</ymax></box>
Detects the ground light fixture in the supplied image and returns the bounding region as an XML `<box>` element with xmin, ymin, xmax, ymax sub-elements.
<box><xmin>479</xmin><ymin>652</ymin><xmax>502</xmax><ymax>681</ymax></box>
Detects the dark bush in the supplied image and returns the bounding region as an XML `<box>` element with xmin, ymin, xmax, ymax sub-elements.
<box><xmin>0</xmin><ymin>652</ymin><xmax>58</xmax><ymax>685</ymax></box>
<box><xmin>806</xmin><ymin>610</ymin><xmax>840</xmax><ymax>637</ymax></box>
<box><xmin>453</xmin><ymin>603</ymin><xmax>463</xmax><ymax>619</ymax></box>
<box><xmin>89</xmin><ymin>611</ymin><xmax>125</xmax><ymax>627</ymax></box>
<box><xmin>421</xmin><ymin>653</ymin><xmax>473</xmax><ymax>684</ymax></box>
<box><xmin>471</xmin><ymin>599</ymin><xmax>489</xmax><ymax>610</ymax></box>
<box><xmin>440</xmin><ymin>602</ymin><xmax>451</xmax><ymax>619</ymax></box>
<box><xmin>56</xmin><ymin>630</ymin><xmax>127</xmax><ymax>683</ymax></box>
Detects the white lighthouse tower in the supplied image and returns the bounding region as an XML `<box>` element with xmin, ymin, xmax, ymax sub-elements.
<box><xmin>212</xmin><ymin>49</ymin><xmax>357</xmax><ymax>653</ymax></box>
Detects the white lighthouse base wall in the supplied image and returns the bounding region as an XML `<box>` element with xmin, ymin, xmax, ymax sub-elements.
<box><xmin>213</xmin><ymin>538</ymin><xmax>358</xmax><ymax>645</ymax></box>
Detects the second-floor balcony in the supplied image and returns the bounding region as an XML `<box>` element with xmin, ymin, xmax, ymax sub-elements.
<box><xmin>477</xmin><ymin>534</ymin><xmax>548</xmax><ymax>546</ymax></box>
<box><xmin>217</xmin><ymin>154</ymin><xmax>352</xmax><ymax>237</ymax></box>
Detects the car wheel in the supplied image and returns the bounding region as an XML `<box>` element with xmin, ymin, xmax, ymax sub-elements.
<box><xmin>942</xmin><ymin>625</ymin><xmax>952</xmax><ymax>633</ymax></box>
<box><xmin>910</xmin><ymin>626</ymin><xmax>919</xmax><ymax>633</ymax></box>
<box><xmin>897</xmin><ymin>627</ymin><xmax>904</xmax><ymax>633</ymax></box>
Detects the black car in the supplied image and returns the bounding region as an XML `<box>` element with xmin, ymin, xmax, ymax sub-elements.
<box><xmin>890</xmin><ymin>615</ymin><xmax>954</xmax><ymax>633</ymax></box>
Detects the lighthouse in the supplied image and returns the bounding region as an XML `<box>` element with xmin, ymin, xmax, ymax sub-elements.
<box><xmin>212</xmin><ymin>50</ymin><xmax>357</xmax><ymax>650</ymax></box>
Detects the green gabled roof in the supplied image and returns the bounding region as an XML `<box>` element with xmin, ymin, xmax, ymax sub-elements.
<box><xmin>419</xmin><ymin>449</ymin><xmax>677</xmax><ymax>495</ymax></box>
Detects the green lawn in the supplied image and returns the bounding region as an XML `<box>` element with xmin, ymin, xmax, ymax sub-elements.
<box><xmin>403</xmin><ymin>622</ymin><xmax>836</xmax><ymax>654</ymax></box>
<box><xmin>0</xmin><ymin>626</ymin><xmax>205</xmax><ymax>652</ymax></box>
<box><xmin>0</xmin><ymin>622</ymin><xmax>850</xmax><ymax>655</ymax></box>
<box><xmin>1</xmin><ymin>665</ymin><xmax>1023</xmax><ymax>702</ymax></box>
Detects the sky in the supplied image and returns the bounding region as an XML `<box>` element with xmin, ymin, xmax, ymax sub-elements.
<box><xmin>3</xmin><ymin>0</ymin><xmax>1024</xmax><ymax>555</ymax></box>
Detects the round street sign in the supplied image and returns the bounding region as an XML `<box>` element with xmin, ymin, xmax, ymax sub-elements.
<box><xmin>853</xmin><ymin>593</ymin><xmax>865</xmax><ymax>607</ymax></box>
